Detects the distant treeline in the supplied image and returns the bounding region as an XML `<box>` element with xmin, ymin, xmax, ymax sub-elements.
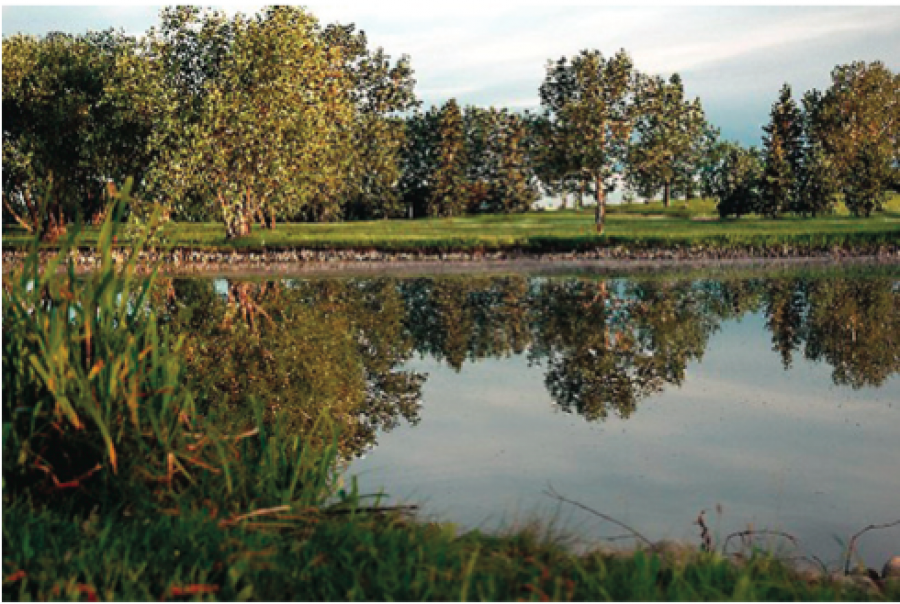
<box><xmin>3</xmin><ymin>6</ymin><xmax>898</xmax><ymax>239</ymax></box>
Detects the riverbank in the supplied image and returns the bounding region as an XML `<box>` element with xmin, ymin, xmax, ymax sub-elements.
<box><xmin>4</xmin><ymin>241</ymin><xmax>900</xmax><ymax>276</ymax></box>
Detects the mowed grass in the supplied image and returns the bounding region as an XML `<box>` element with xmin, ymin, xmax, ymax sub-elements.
<box><xmin>3</xmin><ymin>195</ymin><xmax>899</xmax><ymax>252</ymax></box>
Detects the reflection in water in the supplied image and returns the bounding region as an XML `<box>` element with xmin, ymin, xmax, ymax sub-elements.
<box><xmin>163</xmin><ymin>271</ymin><xmax>900</xmax><ymax>442</ymax></box>
<box><xmin>158</xmin><ymin>278</ymin><xmax>425</xmax><ymax>452</ymax></box>
<box><xmin>161</xmin><ymin>269</ymin><xmax>900</xmax><ymax>565</ymax></box>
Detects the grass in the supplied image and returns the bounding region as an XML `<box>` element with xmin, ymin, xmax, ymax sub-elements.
<box><xmin>3</xmin><ymin>195</ymin><xmax>899</xmax><ymax>254</ymax></box>
<box><xmin>5</xmin><ymin>500</ymin><xmax>895</xmax><ymax>602</ymax></box>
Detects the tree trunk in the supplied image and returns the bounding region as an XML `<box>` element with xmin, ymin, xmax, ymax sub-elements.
<box><xmin>221</xmin><ymin>192</ymin><xmax>253</xmax><ymax>240</ymax></box>
<box><xmin>663</xmin><ymin>180</ymin><xmax>671</xmax><ymax>208</ymax></box>
<box><xmin>594</xmin><ymin>177</ymin><xmax>606</xmax><ymax>235</ymax></box>
<box><xmin>232</xmin><ymin>212</ymin><xmax>251</xmax><ymax>238</ymax></box>
<box><xmin>41</xmin><ymin>202</ymin><xmax>66</xmax><ymax>242</ymax></box>
<box><xmin>268</xmin><ymin>208</ymin><xmax>277</xmax><ymax>230</ymax></box>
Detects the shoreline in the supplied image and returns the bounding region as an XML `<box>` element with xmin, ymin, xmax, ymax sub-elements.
<box><xmin>3</xmin><ymin>244</ymin><xmax>900</xmax><ymax>276</ymax></box>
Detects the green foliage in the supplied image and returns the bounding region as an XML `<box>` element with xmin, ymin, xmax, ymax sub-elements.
<box><xmin>319</xmin><ymin>23</ymin><xmax>419</xmax><ymax>221</ymax></box>
<box><xmin>796</xmin><ymin>138</ymin><xmax>841</xmax><ymax>217</ymax></box>
<box><xmin>2</xmin><ymin>30</ymin><xmax>150</xmax><ymax>237</ymax></box>
<box><xmin>463</xmin><ymin>107</ymin><xmax>539</xmax><ymax>213</ymax></box>
<box><xmin>843</xmin><ymin>141</ymin><xmax>894</xmax><ymax>217</ymax></box>
<box><xmin>759</xmin><ymin>84</ymin><xmax>804</xmax><ymax>218</ymax></box>
<box><xmin>400</xmin><ymin>107</ymin><xmax>442</xmax><ymax>217</ymax></box>
<box><xmin>713</xmin><ymin>144</ymin><xmax>764</xmax><ymax>218</ymax></box>
<box><xmin>126</xmin><ymin>7</ymin><xmax>359</xmax><ymax>235</ymax></box>
<box><xmin>628</xmin><ymin>73</ymin><xmax>710</xmax><ymax>206</ymax></box>
<box><xmin>429</xmin><ymin>99</ymin><xmax>470</xmax><ymax>217</ymax></box>
<box><xmin>810</xmin><ymin>61</ymin><xmax>899</xmax><ymax>216</ymax></box>
<box><xmin>540</xmin><ymin>49</ymin><xmax>637</xmax><ymax>232</ymax></box>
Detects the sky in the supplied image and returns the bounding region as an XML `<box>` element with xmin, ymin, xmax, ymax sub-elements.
<box><xmin>3</xmin><ymin>4</ymin><xmax>899</xmax><ymax>146</ymax></box>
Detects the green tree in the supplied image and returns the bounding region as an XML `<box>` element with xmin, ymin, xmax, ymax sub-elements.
<box><xmin>131</xmin><ymin>7</ymin><xmax>355</xmax><ymax>237</ymax></box>
<box><xmin>843</xmin><ymin>140</ymin><xmax>894</xmax><ymax>217</ymax></box>
<box><xmin>759</xmin><ymin>84</ymin><xmax>803</xmax><ymax>218</ymax></box>
<box><xmin>713</xmin><ymin>144</ymin><xmax>763</xmax><ymax>218</ymax></box>
<box><xmin>628</xmin><ymin>73</ymin><xmax>708</xmax><ymax>207</ymax></box>
<box><xmin>399</xmin><ymin>108</ymin><xmax>441</xmax><ymax>218</ymax></box>
<box><xmin>429</xmin><ymin>99</ymin><xmax>469</xmax><ymax>217</ymax></box>
<box><xmin>462</xmin><ymin>107</ymin><xmax>538</xmax><ymax>213</ymax></box>
<box><xmin>540</xmin><ymin>50</ymin><xmax>637</xmax><ymax>233</ymax></box>
<box><xmin>811</xmin><ymin>61</ymin><xmax>899</xmax><ymax>216</ymax></box>
<box><xmin>2</xmin><ymin>31</ymin><xmax>148</xmax><ymax>238</ymax></box>
<box><xmin>491</xmin><ymin>111</ymin><xmax>540</xmax><ymax>213</ymax></box>
<box><xmin>321</xmin><ymin>24</ymin><xmax>419</xmax><ymax>221</ymax></box>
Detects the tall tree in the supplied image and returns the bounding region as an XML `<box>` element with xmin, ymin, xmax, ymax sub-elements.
<box><xmin>321</xmin><ymin>23</ymin><xmax>419</xmax><ymax>221</ymax></box>
<box><xmin>429</xmin><ymin>99</ymin><xmax>469</xmax><ymax>217</ymax></box>
<box><xmin>628</xmin><ymin>73</ymin><xmax>708</xmax><ymax>207</ymax></box>
<box><xmin>694</xmin><ymin>126</ymin><xmax>726</xmax><ymax>200</ymax></box>
<box><xmin>129</xmin><ymin>7</ymin><xmax>355</xmax><ymax>237</ymax></box>
<box><xmin>399</xmin><ymin>108</ymin><xmax>441</xmax><ymax>218</ymax></box>
<box><xmin>462</xmin><ymin>107</ymin><xmax>539</xmax><ymax>213</ymax></box>
<box><xmin>810</xmin><ymin>61</ymin><xmax>900</xmax><ymax>216</ymax></box>
<box><xmin>540</xmin><ymin>49</ymin><xmax>637</xmax><ymax>233</ymax></box>
<box><xmin>759</xmin><ymin>84</ymin><xmax>803</xmax><ymax>218</ymax></box>
<box><xmin>491</xmin><ymin>111</ymin><xmax>540</xmax><ymax>213</ymax></box>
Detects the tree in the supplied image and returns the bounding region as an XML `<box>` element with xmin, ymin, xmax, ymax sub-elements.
<box><xmin>462</xmin><ymin>107</ymin><xmax>539</xmax><ymax>213</ymax></box>
<box><xmin>628</xmin><ymin>73</ymin><xmax>708</xmax><ymax>206</ymax></box>
<box><xmin>2</xmin><ymin>30</ymin><xmax>148</xmax><ymax>238</ymax></box>
<box><xmin>843</xmin><ymin>140</ymin><xmax>894</xmax><ymax>217</ymax></box>
<box><xmin>540</xmin><ymin>50</ymin><xmax>637</xmax><ymax>233</ymax></box>
<box><xmin>399</xmin><ymin>108</ymin><xmax>441</xmax><ymax>218</ymax></box>
<box><xmin>793</xmin><ymin>90</ymin><xmax>842</xmax><ymax>217</ymax></box>
<box><xmin>321</xmin><ymin>23</ymin><xmax>419</xmax><ymax>221</ymax></box>
<box><xmin>491</xmin><ymin>111</ymin><xmax>540</xmax><ymax>213</ymax></box>
<box><xmin>810</xmin><ymin>61</ymin><xmax>900</xmax><ymax>216</ymax></box>
<box><xmin>713</xmin><ymin>144</ymin><xmax>763</xmax><ymax>218</ymax></box>
<box><xmin>429</xmin><ymin>99</ymin><xmax>469</xmax><ymax>217</ymax></box>
<box><xmin>131</xmin><ymin>7</ymin><xmax>355</xmax><ymax>237</ymax></box>
<box><xmin>694</xmin><ymin>130</ymin><xmax>729</xmax><ymax>200</ymax></box>
<box><xmin>759</xmin><ymin>84</ymin><xmax>803</xmax><ymax>218</ymax></box>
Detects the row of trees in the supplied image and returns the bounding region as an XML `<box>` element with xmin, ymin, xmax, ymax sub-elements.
<box><xmin>3</xmin><ymin>7</ymin><xmax>418</xmax><ymax>239</ymax></box>
<box><xmin>3</xmin><ymin>6</ymin><xmax>897</xmax><ymax>239</ymax></box>
<box><xmin>714</xmin><ymin>62</ymin><xmax>899</xmax><ymax>219</ymax></box>
<box><xmin>2</xmin><ymin>6</ymin><xmax>717</xmax><ymax>238</ymax></box>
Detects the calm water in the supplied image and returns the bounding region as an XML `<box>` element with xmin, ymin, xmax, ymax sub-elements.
<box><xmin>178</xmin><ymin>266</ymin><xmax>900</xmax><ymax>569</ymax></box>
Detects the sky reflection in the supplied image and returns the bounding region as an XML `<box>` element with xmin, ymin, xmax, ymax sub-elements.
<box><xmin>350</xmin><ymin>310</ymin><xmax>900</xmax><ymax>569</ymax></box>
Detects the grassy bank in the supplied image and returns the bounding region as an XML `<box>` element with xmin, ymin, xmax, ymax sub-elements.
<box><xmin>7</xmin><ymin>499</ymin><xmax>894</xmax><ymax>602</ymax></box>
<box><xmin>3</xmin><ymin>197</ymin><xmax>899</xmax><ymax>254</ymax></box>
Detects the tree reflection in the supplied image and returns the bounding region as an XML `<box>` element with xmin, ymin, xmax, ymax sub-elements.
<box><xmin>161</xmin><ymin>271</ymin><xmax>899</xmax><ymax>437</ymax></box>
<box><xmin>159</xmin><ymin>277</ymin><xmax>424</xmax><ymax>454</ymax></box>
<box><xmin>802</xmin><ymin>277</ymin><xmax>900</xmax><ymax>388</ymax></box>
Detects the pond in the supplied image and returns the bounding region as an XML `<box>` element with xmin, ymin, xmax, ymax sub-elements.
<box><xmin>167</xmin><ymin>265</ymin><xmax>900</xmax><ymax>570</ymax></box>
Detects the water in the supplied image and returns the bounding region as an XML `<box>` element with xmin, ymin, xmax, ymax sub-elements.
<box><xmin>173</xmin><ymin>265</ymin><xmax>900</xmax><ymax>570</ymax></box>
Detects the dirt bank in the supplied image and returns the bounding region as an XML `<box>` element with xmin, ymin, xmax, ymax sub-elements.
<box><xmin>3</xmin><ymin>244</ymin><xmax>899</xmax><ymax>277</ymax></box>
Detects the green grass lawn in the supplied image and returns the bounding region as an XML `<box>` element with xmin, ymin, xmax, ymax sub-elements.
<box><xmin>3</xmin><ymin>196</ymin><xmax>899</xmax><ymax>252</ymax></box>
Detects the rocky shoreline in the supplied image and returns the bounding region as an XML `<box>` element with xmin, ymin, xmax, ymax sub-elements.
<box><xmin>3</xmin><ymin>243</ymin><xmax>900</xmax><ymax>275</ymax></box>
